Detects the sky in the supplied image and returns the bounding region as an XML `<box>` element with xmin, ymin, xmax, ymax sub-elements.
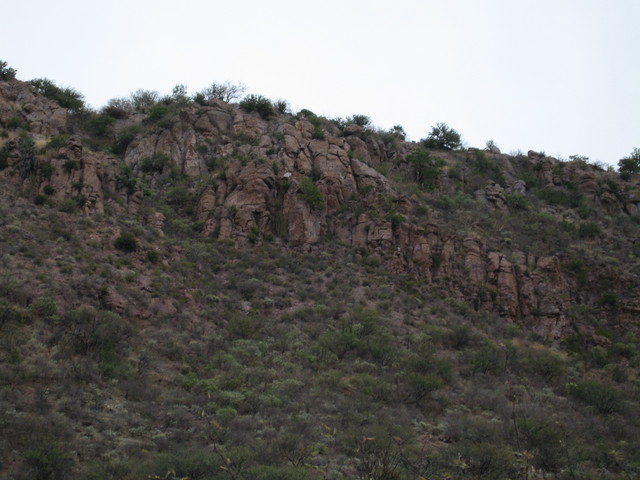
<box><xmin>2</xmin><ymin>0</ymin><xmax>639</xmax><ymax>166</ymax></box>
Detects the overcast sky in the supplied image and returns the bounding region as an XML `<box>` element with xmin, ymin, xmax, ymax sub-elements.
<box><xmin>3</xmin><ymin>0</ymin><xmax>639</xmax><ymax>166</ymax></box>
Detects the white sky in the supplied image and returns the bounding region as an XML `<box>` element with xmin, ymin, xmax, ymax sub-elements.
<box><xmin>3</xmin><ymin>0</ymin><xmax>639</xmax><ymax>166</ymax></box>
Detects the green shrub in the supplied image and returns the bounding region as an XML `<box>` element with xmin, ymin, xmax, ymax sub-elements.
<box><xmin>146</xmin><ymin>451</ymin><xmax>225</xmax><ymax>480</ymax></box>
<box><xmin>130</xmin><ymin>89</ymin><xmax>160</xmax><ymax>110</ymax></box>
<box><xmin>618</xmin><ymin>147</ymin><xmax>640</xmax><ymax>176</ymax></box>
<box><xmin>28</xmin><ymin>78</ymin><xmax>84</xmax><ymax>112</ymax></box>
<box><xmin>445</xmin><ymin>324</ymin><xmax>477</xmax><ymax>349</ymax></box>
<box><xmin>45</xmin><ymin>135</ymin><xmax>69</xmax><ymax>151</ymax></box>
<box><xmin>169</xmin><ymin>84</ymin><xmax>190</xmax><ymax>105</ymax></box>
<box><xmin>568</xmin><ymin>380</ymin><xmax>620</xmax><ymax>414</ymax></box>
<box><xmin>297</xmin><ymin>108</ymin><xmax>317</xmax><ymax>122</ymax></box>
<box><xmin>505</xmin><ymin>192</ymin><xmax>529</xmax><ymax>210</ymax></box>
<box><xmin>238</xmin><ymin>277</ymin><xmax>262</xmax><ymax>299</ymax></box>
<box><xmin>112</xmin><ymin>124</ymin><xmax>141</xmax><ymax>155</ymax></box>
<box><xmin>347</xmin><ymin>114</ymin><xmax>371</xmax><ymax>127</ymax></box>
<box><xmin>240</xmin><ymin>94</ymin><xmax>274</xmax><ymax>119</ymax></box>
<box><xmin>247</xmin><ymin>465</ymin><xmax>318</xmax><ymax>480</ymax></box>
<box><xmin>63</xmin><ymin>159</ymin><xmax>78</xmax><ymax>173</ymax></box>
<box><xmin>308</xmin><ymin>166</ymin><xmax>321</xmax><ymax>182</ymax></box>
<box><xmin>468</xmin><ymin>339</ymin><xmax>505</xmax><ymax>375</ymax></box>
<box><xmin>421</xmin><ymin>122</ymin><xmax>462</xmax><ymax>150</ymax></box>
<box><xmin>59</xmin><ymin>198</ymin><xmax>81</xmax><ymax>213</ymax></box>
<box><xmin>114</xmin><ymin>232</ymin><xmax>138</xmax><ymax>252</ymax></box>
<box><xmin>436</xmin><ymin>191</ymin><xmax>473</xmax><ymax>210</ymax></box>
<box><xmin>407</xmin><ymin>149</ymin><xmax>445</xmax><ymax>189</ymax></box>
<box><xmin>85</xmin><ymin>111</ymin><xmax>115</xmax><ymax>136</ymax></box>
<box><xmin>517</xmin><ymin>416</ymin><xmax>564</xmax><ymax>472</ymax></box>
<box><xmin>165</xmin><ymin>184</ymin><xmax>198</xmax><ymax>214</ymax></box>
<box><xmin>140</xmin><ymin>152</ymin><xmax>171</xmax><ymax>174</ymax></box>
<box><xmin>566</xmin><ymin>258</ymin><xmax>588</xmax><ymax>284</ymax></box>
<box><xmin>599</xmin><ymin>291</ymin><xmax>617</xmax><ymax>308</ymax></box>
<box><xmin>274</xmin><ymin>99</ymin><xmax>289</xmax><ymax>113</ymax></box>
<box><xmin>0</xmin><ymin>300</ymin><xmax>26</xmax><ymax>326</ymax></box>
<box><xmin>0</xmin><ymin>60</ymin><xmax>17</xmax><ymax>80</ymax></box>
<box><xmin>386</xmin><ymin>211</ymin><xmax>404</xmax><ymax>229</ymax></box>
<box><xmin>512</xmin><ymin>345</ymin><xmax>567</xmax><ymax>382</ymax></box>
<box><xmin>578</xmin><ymin>221</ymin><xmax>601</xmax><ymax>239</ymax></box>
<box><xmin>319</xmin><ymin>329</ymin><xmax>357</xmax><ymax>360</ymax></box>
<box><xmin>0</xmin><ymin>143</ymin><xmax>10</xmax><ymax>169</ymax></box>
<box><xmin>520</xmin><ymin>172</ymin><xmax>539</xmax><ymax>189</ymax></box>
<box><xmin>472</xmin><ymin>150</ymin><xmax>506</xmax><ymax>185</ymax></box>
<box><xmin>22</xmin><ymin>443</ymin><xmax>73</xmax><ymax>480</ymax></box>
<box><xmin>18</xmin><ymin>135</ymin><xmax>37</xmax><ymax>178</ymax></box>
<box><xmin>116</xmin><ymin>163</ymin><xmax>137</xmax><ymax>194</ymax></box>
<box><xmin>298</xmin><ymin>176</ymin><xmax>324</xmax><ymax>210</ymax></box>
<box><xmin>407</xmin><ymin>373</ymin><xmax>443</xmax><ymax>402</ymax></box>
<box><xmin>537</xmin><ymin>186</ymin><xmax>584</xmax><ymax>208</ymax></box>
<box><xmin>226</xmin><ymin>313</ymin><xmax>259</xmax><ymax>339</ymax></box>
<box><xmin>311</xmin><ymin>125</ymin><xmax>325</xmax><ymax>140</ymax></box>
<box><xmin>388</xmin><ymin>124</ymin><xmax>406</xmax><ymax>140</ymax></box>
<box><xmin>6</xmin><ymin>115</ymin><xmax>29</xmax><ymax>130</ymax></box>
<box><xmin>102</xmin><ymin>97</ymin><xmax>133</xmax><ymax>118</ymax></box>
<box><xmin>146</xmin><ymin>250</ymin><xmax>160</xmax><ymax>263</ymax></box>
<box><xmin>248</xmin><ymin>225</ymin><xmax>260</xmax><ymax>244</ymax></box>
<box><xmin>38</xmin><ymin>162</ymin><xmax>55</xmax><ymax>179</ymax></box>
<box><xmin>62</xmin><ymin>306</ymin><xmax>131</xmax><ymax>358</ymax></box>
<box><xmin>193</xmin><ymin>92</ymin><xmax>206</xmax><ymax>105</ymax></box>
<box><xmin>459</xmin><ymin>442</ymin><xmax>518</xmax><ymax>480</ymax></box>
<box><xmin>31</xmin><ymin>295</ymin><xmax>57</xmax><ymax>320</ymax></box>
<box><xmin>148</xmin><ymin>102</ymin><xmax>172</xmax><ymax>122</ymax></box>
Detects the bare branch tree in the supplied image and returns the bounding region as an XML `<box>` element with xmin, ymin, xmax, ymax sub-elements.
<box><xmin>200</xmin><ymin>81</ymin><xmax>247</xmax><ymax>103</ymax></box>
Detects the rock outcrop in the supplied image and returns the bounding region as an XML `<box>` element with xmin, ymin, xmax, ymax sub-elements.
<box><xmin>1</xmin><ymin>76</ymin><xmax>638</xmax><ymax>340</ymax></box>
<box><xmin>0</xmin><ymin>80</ymin><xmax>69</xmax><ymax>137</ymax></box>
<box><xmin>39</xmin><ymin>137</ymin><xmax>118</xmax><ymax>215</ymax></box>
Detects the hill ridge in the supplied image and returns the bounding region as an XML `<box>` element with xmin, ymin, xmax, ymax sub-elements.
<box><xmin>1</xmin><ymin>67</ymin><xmax>640</xmax><ymax>479</ymax></box>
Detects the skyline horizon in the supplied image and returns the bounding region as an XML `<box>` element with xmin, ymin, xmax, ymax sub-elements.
<box><xmin>2</xmin><ymin>1</ymin><xmax>638</xmax><ymax>167</ymax></box>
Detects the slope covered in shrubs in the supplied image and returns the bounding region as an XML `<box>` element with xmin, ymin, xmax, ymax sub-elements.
<box><xmin>1</xmin><ymin>62</ymin><xmax>640</xmax><ymax>479</ymax></box>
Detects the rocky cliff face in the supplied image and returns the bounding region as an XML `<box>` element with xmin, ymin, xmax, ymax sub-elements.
<box><xmin>1</xmin><ymin>78</ymin><xmax>639</xmax><ymax>340</ymax></box>
<box><xmin>0</xmin><ymin>79</ymin><xmax>68</xmax><ymax>137</ymax></box>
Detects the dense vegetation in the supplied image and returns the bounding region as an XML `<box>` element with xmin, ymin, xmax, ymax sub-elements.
<box><xmin>1</xmin><ymin>61</ymin><xmax>640</xmax><ymax>479</ymax></box>
<box><xmin>2</xmin><ymin>201</ymin><xmax>638</xmax><ymax>480</ymax></box>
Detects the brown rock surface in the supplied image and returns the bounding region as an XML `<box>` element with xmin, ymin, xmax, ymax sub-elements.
<box><xmin>2</xmin><ymin>76</ymin><xmax>638</xmax><ymax>342</ymax></box>
<box><xmin>0</xmin><ymin>80</ymin><xmax>68</xmax><ymax>136</ymax></box>
<box><xmin>36</xmin><ymin>137</ymin><xmax>123</xmax><ymax>215</ymax></box>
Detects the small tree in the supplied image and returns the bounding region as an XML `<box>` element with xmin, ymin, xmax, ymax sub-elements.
<box><xmin>22</xmin><ymin>443</ymin><xmax>73</xmax><ymax>480</ymax></box>
<box><xmin>28</xmin><ymin>78</ymin><xmax>85</xmax><ymax>112</ymax></box>
<box><xmin>274</xmin><ymin>99</ymin><xmax>289</xmax><ymax>114</ymax></box>
<box><xmin>240</xmin><ymin>94</ymin><xmax>274</xmax><ymax>119</ymax></box>
<box><xmin>169</xmin><ymin>84</ymin><xmax>190</xmax><ymax>105</ymax></box>
<box><xmin>140</xmin><ymin>152</ymin><xmax>171</xmax><ymax>174</ymax></box>
<box><xmin>422</xmin><ymin>122</ymin><xmax>462</xmax><ymax>150</ymax></box>
<box><xmin>114</xmin><ymin>232</ymin><xmax>138</xmax><ymax>252</ymax></box>
<box><xmin>618</xmin><ymin>147</ymin><xmax>640</xmax><ymax>177</ymax></box>
<box><xmin>347</xmin><ymin>114</ymin><xmax>371</xmax><ymax>127</ymax></box>
<box><xmin>198</xmin><ymin>81</ymin><xmax>246</xmax><ymax>103</ymax></box>
<box><xmin>102</xmin><ymin>97</ymin><xmax>133</xmax><ymax>118</ymax></box>
<box><xmin>0</xmin><ymin>60</ymin><xmax>17</xmax><ymax>81</ymax></box>
<box><xmin>390</xmin><ymin>125</ymin><xmax>406</xmax><ymax>140</ymax></box>
<box><xmin>298</xmin><ymin>176</ymin><xmax>324</xmax><ymax>210</ymax></box>
<box><xmin>485</xmin><ymin>139</ymin><xmax>499</xmax><ymax>152</ymax></box>
<box><xmin>130</xmin><ymin>89</ymin><xmax>160</xmax><ymax>110</ymax></box>
<box><xmin>19</xmin><ymin>136</ymin><xmax>37</xmax><ymax>179</ymax></box>
<box><xmin>407</xmin><ymin>149</ymin><xmax>445</xmax><ymax>189</ymax></box>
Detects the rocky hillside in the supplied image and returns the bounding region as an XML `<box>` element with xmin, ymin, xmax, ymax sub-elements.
<box><xmin>1</xmin><ymin>68</ymin><xmax>640</xmax><ymax>480</ymax></box>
